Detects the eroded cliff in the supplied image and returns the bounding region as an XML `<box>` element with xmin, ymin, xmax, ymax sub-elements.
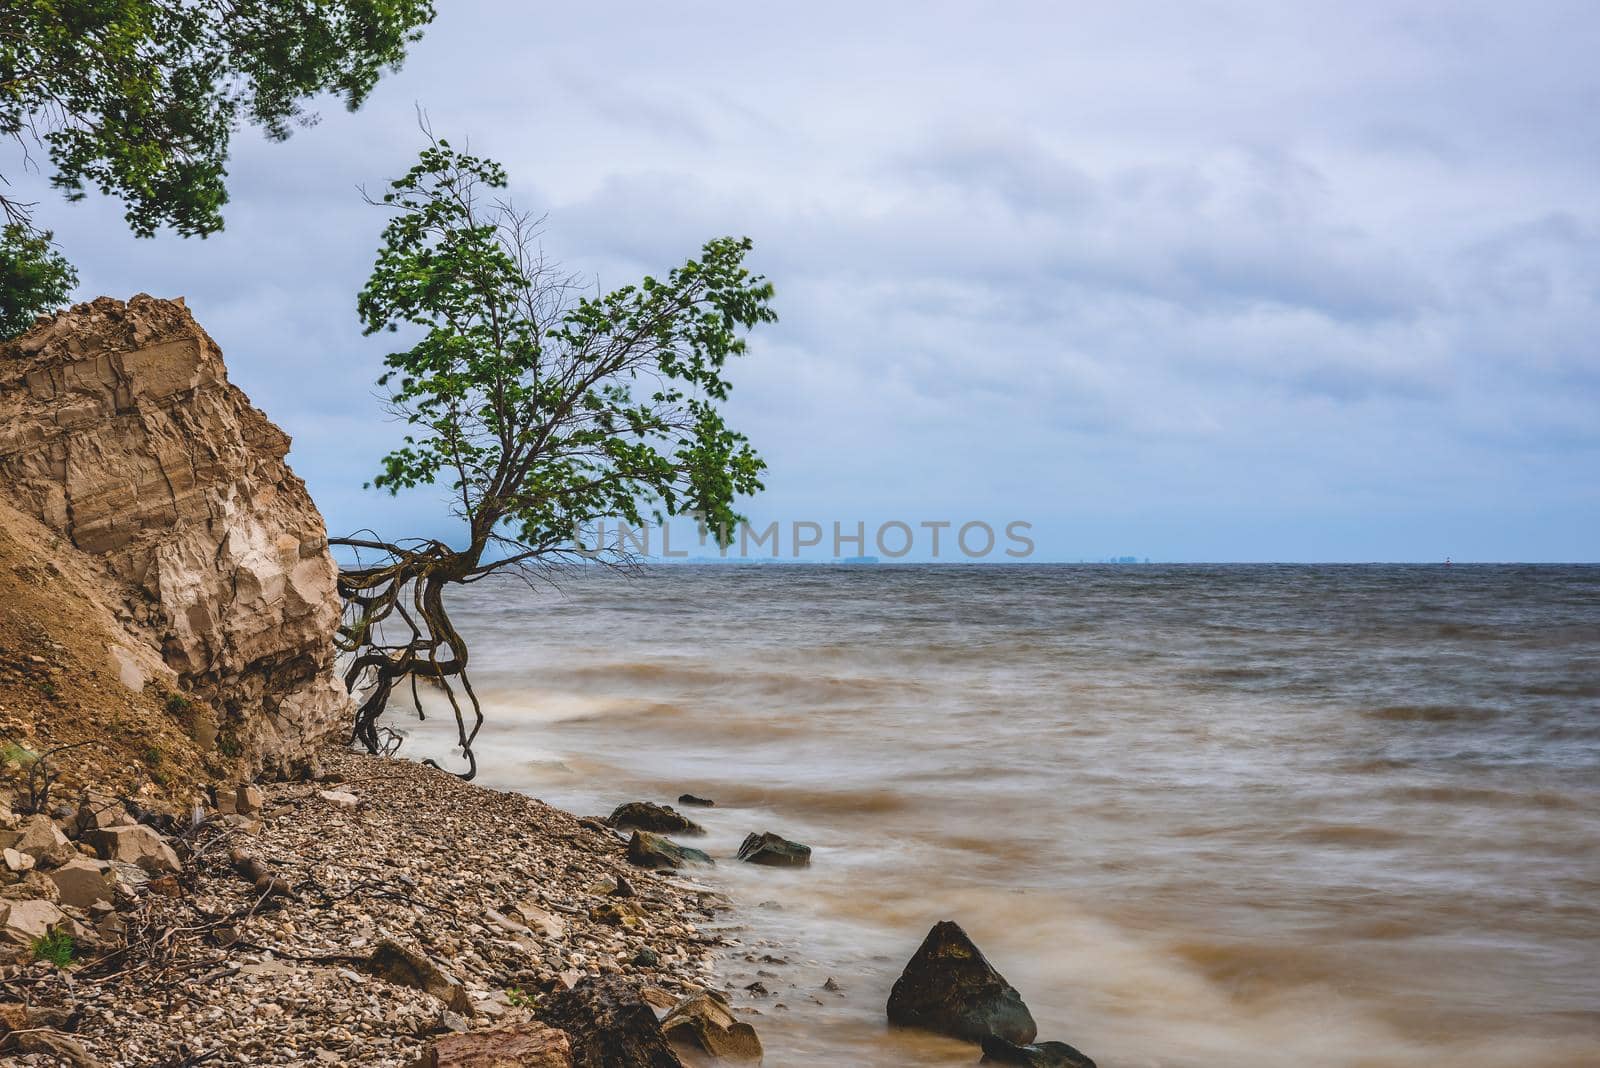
<box><xmin>0</xmin><ymin>295</ymin><xmax>347</xmax><ymax>775</ymax></box>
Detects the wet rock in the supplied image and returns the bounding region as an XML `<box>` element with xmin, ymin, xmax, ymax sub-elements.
<box><xmin>362</xmin><ymin>938</ymin><xmax>475</xmax><ymax>1017</ymax></box>
<box><xmin>0</xmin><ymin>898</ymin><xmax>66</xmax><ymax>943</ymax></box>
<box><xmin>981</xmin><ymin>1036</ymin><xmax>1098</xmax><ymax>1067</ymax></box>
<box><xmin>409</xmin><ymin>1021</ymin><xmax>573</xmax><ymax>1067</ymax></box>
<box><xmin>736</xmin><ymin>831</ymin><xmax>811</xmax><ymax>868</ymax></box>
<box><xmin>625</xmin><ymin>832</ymin><xmax>712</xmax><ymax>870</ymax></box>
<box><xmin>661</xmin><ymin>989</ymin><xmax>763</xmax><ymax>1061</ymax></box>
<box><xmin>86</xmin><ymin>824</ymin><xmax>180</xmax><ymax>874</ymax></box>
<box><xmin>540</xmin><ymin>975</ymin><xmax>685</xmax><ymax>1067</ymax></box>
<box><xmin>45</xmin><ymin>857</ymin><xmax>114</xmax><ymax>909</ymax></box>
<box><xmin>676</xmin><ymin>794</ymin><xmax>715</xmax><ymax>807</ymax></box>
<box><xmin>886</xmin><ymin>920</ymin><xmax>1036</xmax><ymax>1045</ymax></box>
<box><xmin>608</xmin><ymin>802</ymin><xmax>704</xmax><ymax>836</ymax></box>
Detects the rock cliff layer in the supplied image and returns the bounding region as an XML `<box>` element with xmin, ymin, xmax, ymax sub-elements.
<box><xmin>0</xmin><ymin>295</ymin><xmax>347</xmax><ymax>769</ymax></box>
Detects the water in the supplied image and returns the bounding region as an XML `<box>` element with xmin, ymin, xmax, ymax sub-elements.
<box><xmin>394</xmin><ymin>564</ymin><xmax>1600</xmax><ymax>1067</ymax></box>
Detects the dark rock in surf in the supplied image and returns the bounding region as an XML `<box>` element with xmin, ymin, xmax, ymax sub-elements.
<box><xmin>886</xmin><ymin>921</ymin><xmax>1036</xmax><ymax>1045</ymax></box>
<box><xmin>609</xmin><ymin>802</ymin><xmax>705</xmax><ymax>835</ymax></box>
<box><xmin>981</xmin><ymin>1035</ymin><xmax>1097</xmax><ymax>1067</ymax></box>
<box><xmin>677</xmin><ymin>794</ymin><xmax>715</xmax><ymax>807</ymax></box>
<box><xmin>737</xmin><ymin>831</ymin><xmax>812</xmax><ymax>868</ymax></box>
<box><xmin>540</xmin><ymin>976</ymin><xmax>684</xmax><ymax>1068</ymax></box>
<box><xmin>625</xmin><ymin>831</ymin><xmax>713</xmax><ymax>870</ymax></box>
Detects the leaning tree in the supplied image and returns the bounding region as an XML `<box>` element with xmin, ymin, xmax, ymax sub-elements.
<box><xmin>334</xmin><ymin>134</ymin><xmax>776</xmax><ymax>777</ymax></box>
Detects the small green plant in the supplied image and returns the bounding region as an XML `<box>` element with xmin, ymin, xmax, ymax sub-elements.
<box><xmin>31</xmin><ymin>930</ymin><xmax>74</xmax><ymax>967</ymax></box>
<box><xmin>36</xmin><ymin>679</ymin><xmax>58</xmax><ymax>700</ymax></box>
<box><xmin>164</xmin><ymin>691</ymin><xmax>192</xmax><ymax>716</ymax></box>
<box><xmin>142</xmin><ymin>746</ymin><xmax>162</xmax><ymax>767</ymax></box>
<box><xmin>505</xmin><ymin>986</ymin><xmax>536</xmax><ymax>1009</ymax></box>
<box><xmin>217</xmin><ymin>731</ymin><xmax>242</xmax><ymax>759</ymax></box>
<box><xmin>0</xmin><ymin>741</ymin><xmax>37</xmax><ymax>767</ymax></box>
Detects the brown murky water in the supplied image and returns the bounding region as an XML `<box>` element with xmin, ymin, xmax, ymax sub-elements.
<box><xmin>399</xmin><ymin>564</ymin><xmax>1600</xmax><ymax>1067</ymax></box>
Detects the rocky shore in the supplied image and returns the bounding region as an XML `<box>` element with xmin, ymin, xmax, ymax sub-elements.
<box><xmin>2</xmin><ymin>746</ymin><xmax>737</xmax><ymax>1066</ymax></box>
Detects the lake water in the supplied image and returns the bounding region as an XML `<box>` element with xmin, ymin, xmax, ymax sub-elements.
<box><xmin>395</xmin><ymin>564</ymin><xmax>1600</xmax><ymax>1067</ymax></box>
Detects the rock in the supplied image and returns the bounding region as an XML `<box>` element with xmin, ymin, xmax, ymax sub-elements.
<box><xmin>409</xmin><ymin>1021</ymin><xmax>573</xmax><ymax>1068</ymax></box>
<box><xmin>608</xmin><ymin>802</ymin><xmax>704</xmax><ymax>836</ymax></box>
<box><xmin>317</xmin><ymin>789</ymin><xmax>359</xmax><ymax>810</ymax></box>
<box><xmin>363</xmin><ymin>938</ymin><xmax>475</xmax><ymax>1017</ymax></box>
<box><xmin>236</xmin><ymin>784</ymin><xmax>264</xmax><ymax>816</ymax></box>
<box><xmin>886</xmin><ymin>921</ymin><xmax>1037</xmax><ymax>1046</ymax></box>
<box><xmin>589</xmin><ymin>901</ymin><xmax>643</xmax><ymax>928</ymax></box>
<box><xmin>13</xmin><ymin>1028</ymin><xmax>106</xmax><ymax>1067</ymax></box>
<box><xmin>540</xmin><ymin>976</ymin><xmax>684</xmax><ymax>1068</ymax></box>
<box><xmin>981</xmin><ymin>1036</ymin><xmax>1098</xmax><ymax>1067</ymax></box>
<box><xmin>2</xmin><ymin>848</ymin><xmax>33</xmax><ymax>873</ymax></box>
<box><xmin>822</xmin><ymin>977</ymin><xmax>843</xmax><ymax>993</ymax></box>
<box><xmin>676</xmin><ymin>794</ymin><xmax>715</xmax><ymax>807</ymax></box>
<box><xmin>5</xmin><ymin>815</ymin><xmax>70</xmax><ymax>864</ymax></box>
<box><xmin>660</xmin><ymin>990</ymin><xmax>763</xmax><ymax>1061</ymax></box>
<box><xmin>612</xmin><ymin>874</ymin><xmax>636</xmax><ymax>898</ymax></box>
<box><xmin>625</xmin><ymin>832</ymin><xmax>712</xmax><ymax>870</ymax></box>
<box><xmin>640</xmin><ymin>986</ymin><xmax>678</xmax><ymax>1015</ymax></box>
<box><xmin>511</xmin><ymin>900</ymin><xmax>565</xmax><ymax>940</ymax></box>
<box><xmin>0</xmin><ymin>296</ymin><xmax>350</xmax><ymax>773</ymax></box>
<box><xmin>75</xmin><ymin>792</ymin><xmax>129</xmax><ymax>834</ymax></box>
<box><xmin>632</xmin><ymin>947</ymin><xmax>659</xmax><ymax>967</ymax></box>
<box><xmin>45</xmin><ymin>857</ymin><xmax>114</xmax><ymax>909</ymax></box>
<box><xmin>0</xmin><ymin>898</ymin><xmax>66</xmax><ymax>943</ymax></box>
<box><xmin>87</xmin><ymin>824</ymin><xmax>180</xmax><ymax>874</ymax></box>
<box><xmin>736</xmin><ymin>831</ymin><xmax>812</xmax><ymax>868</ymax></box>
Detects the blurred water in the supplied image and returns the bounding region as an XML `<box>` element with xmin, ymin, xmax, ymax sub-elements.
<box><xmin>394</xmin><ymin>564</ymin><xmax>1600</xmax><ymax>1067</ymax></box>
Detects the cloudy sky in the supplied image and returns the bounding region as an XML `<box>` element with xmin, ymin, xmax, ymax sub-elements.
<box><xmin>20</xmin><ymin>1</ymin><xmax>1600</xmax><ymax>560</ymax></box>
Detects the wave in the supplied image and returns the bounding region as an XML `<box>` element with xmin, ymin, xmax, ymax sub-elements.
<box><xmin>1362</xmin><ymin>704</ymin><xmax>1500</xmax><ymax>723</ymax></box>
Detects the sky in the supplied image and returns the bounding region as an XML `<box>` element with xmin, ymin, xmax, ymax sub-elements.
<box><xmin>14</xmin><ymin>1</ymin><xmax>1600</xmax><ymax>561</ymax></box>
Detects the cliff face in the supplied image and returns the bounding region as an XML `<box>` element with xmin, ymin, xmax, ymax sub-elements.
<box><xmin>0</xmin><ymin>295</ymin><xmax>347</xmax><ymax>771</ymax></box>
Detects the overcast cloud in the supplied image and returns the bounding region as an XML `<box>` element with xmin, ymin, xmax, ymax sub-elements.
<box><xmin>14</xmin><ymin>1</ymin><xmax>1600</xmax><ymax>560</ymax></box>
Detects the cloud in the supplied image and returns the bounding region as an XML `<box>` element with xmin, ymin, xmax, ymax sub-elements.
<box><xmin>9</xmin><ymin>0</ymin><xmax>1598</xmax><ymax>559</ymax></box>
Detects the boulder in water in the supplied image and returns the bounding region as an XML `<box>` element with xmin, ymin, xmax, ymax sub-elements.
<box><xmin>625</xmin><ymin>831</ymin><xmax>713</xmax><ymax>870</ymax></box>
<box><xmin>608</xmin><ymin>802</ymin><xmax>704</xmax><ymax>835</ymax></box>
<box><xmin>737</xmin><ymin>831</ymin><xmax>812</xmax><ymax>868</ymax></box>
<box><xmin>660</xmin><ymin>989</ymin><xmax>763</xmax><ymax>1061</ymax></box>
<box><xmin>886</xmin><ymin>920</ymin><xmax>1036</xmax><ymax>1045</ymax></box>
<box><xmin>981</xmin><ymin>1035</ymin><xmax>1097</xmax><ymax>1067</ymax></box>
<box><xmin>677</xmin><ymin>794</ymin><xmax>715</xmax><ymax>807</ymax></box>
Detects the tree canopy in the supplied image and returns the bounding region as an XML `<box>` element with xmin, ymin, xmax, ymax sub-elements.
<box><xmin>0</xmin><ymin>0</ymin><xmax>436</xmax><ymax>334</ymax></box>
<box><xmin>334</xmin><ymin>135</ymin><xmax>776</xmax><ymax>775</ymax></box>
